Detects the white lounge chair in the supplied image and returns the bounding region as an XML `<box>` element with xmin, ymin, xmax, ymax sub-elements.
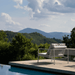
<box><xmin>38</xmin><ymin>43</ymin><xmax>69</xmax><ymax>65</ymax></box>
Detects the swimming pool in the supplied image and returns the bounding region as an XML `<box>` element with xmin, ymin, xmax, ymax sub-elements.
<box><xmin>0</xmin><ymin>64</ymin><xmax>60</xmax><ymax>75</ymax></box>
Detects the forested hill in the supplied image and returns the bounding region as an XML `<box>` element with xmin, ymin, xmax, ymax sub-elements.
<box><xmin>19</xmin><ymin>28</ymin><xmax>70</xmax><ymax>40</ymax></box>
<box><xmin>3</xmin><ymin>31</ymin><xmax>62</xmax><ymax>45</ymax></box>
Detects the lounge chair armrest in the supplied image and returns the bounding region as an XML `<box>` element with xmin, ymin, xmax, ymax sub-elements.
<box><xmin>38</xmin><ymin>48</ymin><xmax>48</xmax><ymax>54</ymax></box>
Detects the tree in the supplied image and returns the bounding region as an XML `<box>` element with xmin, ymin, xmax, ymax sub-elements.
<box><xmin>62</xmin><ymin>35</ymin><xmax>70</xmax><ymax>47</ymax></box>
<box><xmin>0</xmin><ymin>30</ymin><xmax>8</xmax><ymax>42</ymax></box>
<box><xmin>0</xmin><ymin>41</ymin><xmax>11</xmax><ymax>64</ymax></box>
<box><xmin>10</xmin><ymin>33</ymin><xmax>32</xmax><ymax>60</ymax></box>
<box><xmin>62</xmin><ymin>27</ymin><xmax>75</xmax><ymax>60</ymax></box>
<box><xmin>63</xmin><ymin>27</ymin><xmax>75</xmax><ymax>48</ymax></box>
<box><xmin>70</xmin><ymin>27</ymin><xmax>75</xmax><ymax>48</ymax></box>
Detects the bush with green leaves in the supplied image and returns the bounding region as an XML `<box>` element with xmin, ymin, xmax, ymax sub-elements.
<box><xmin>0</xmin><ymin>30</ymin><xmax>8</xmax><ymax>42</ymax></box>
<box><xmin>10</xmin><ymin>33</ymin><xmax>32</xmax><ymax>60</ymax></box>
<box><xmin>63</xmin><ymin>27</ymin><xmax>75</xmax><ymax>60</ymax></box>
<box><xmin>0</xmin><ymin>31</ymin><xmax>52</xmax><ymax>64</ymax></box>
<box><xmin>0</xmin><ymin>41</ymin><xmax>11</xmax><ymax>64</ymax></box>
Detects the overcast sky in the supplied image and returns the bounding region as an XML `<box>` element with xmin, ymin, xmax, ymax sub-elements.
<box><xmin>0</xmin><ymin>0</ymin><xmax>75</xmax><ymax>33</ymax></box>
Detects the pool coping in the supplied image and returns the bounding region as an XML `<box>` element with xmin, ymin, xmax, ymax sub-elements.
<box><xmin>9</xmin><ymin>59</ymin><xmax>75</xmax><ymax>75</ymax></box>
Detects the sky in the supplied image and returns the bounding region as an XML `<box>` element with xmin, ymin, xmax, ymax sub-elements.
<box><xmin>0</xmin><ymin>0</ymin><xmax>75</xmax><ymax>33</ymax></box>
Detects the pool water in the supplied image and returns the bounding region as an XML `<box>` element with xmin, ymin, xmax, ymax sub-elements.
<box><xmin>0</xmin><ymin>64</ymin><xmax>59</xmax><ymax>75</ymax></box>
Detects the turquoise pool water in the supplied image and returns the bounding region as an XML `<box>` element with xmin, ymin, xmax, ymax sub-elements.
<box><xmin>0</xmin><ymin>64</ymin><xmax>59</xmax><ymax>75</ymax></box>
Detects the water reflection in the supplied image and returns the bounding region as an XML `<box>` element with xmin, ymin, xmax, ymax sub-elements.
<box><xmin>0</xmin><ymin>65</ymin><xmax>26</xmax><ymax>75</ymax></box>
<box><xmin>9</xmin><ymin>66</ymin><xmax>56</xmax><ymax>75</ymax></box>
<box><xmin>9</xmin><ymin>67</ymin><xmax>28</xmax><ymax>75</ymax></box>
<box><xmin>0</xmin><ymin>64</ymin><xmax>3</xmax><ymax>69</ymax></box>
<box><xmin>0</xmin><ymin>64</ymin><xmax>57</xmax><ymax>75</ymax></box>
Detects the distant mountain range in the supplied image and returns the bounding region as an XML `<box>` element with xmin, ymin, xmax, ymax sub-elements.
<box><xmin>19</xmin><ymin>28</ymin><xmax>70</xmax><ymax>40</ymax></box>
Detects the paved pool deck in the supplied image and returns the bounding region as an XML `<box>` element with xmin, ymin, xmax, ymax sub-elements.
<box><xmin>9</xmin><ymin>59</ymin><xmax>75</xmax><ymax>75</ymax></box>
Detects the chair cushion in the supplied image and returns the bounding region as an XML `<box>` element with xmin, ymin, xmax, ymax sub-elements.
<box><xmin>58</xmin><ymin>54</ymin><xmax>64</xmax><ymax>56</ymax></box>
<box><xmin>47</xmin><ymin>43</ymin><xmax>67</xmax><ymax>55</ymax></box>
<box><xmin>51</xmin><ymin>43</ymin><xmax>65</xmax><ymax>46</ymax></box>
<box><xmin>59</xmin><ymin>43</ymin><xmax>66</xmax><ymax>46</ymax></box>
<box><xmin>50</xmin><ymin>43</ymin><xmax>67</xmax><ymax>49</ymax></box>
<box><xmin>38</xmin><ymin>53</ymin><xmax>47</xmax><ymax>55</ymax></box>
<box><xmin>53</xmin><ymin>46</ymin><xmax>67</xmax><ymax>49</ymax></box>
<box><xmin>38</xmin><ymin>53</ymin><xmax>49</xmax><ymax>57</ymax></box>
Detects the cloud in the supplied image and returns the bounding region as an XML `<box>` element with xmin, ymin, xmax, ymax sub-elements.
<box><xmin>26</xmin><ymin>0</ymin><xmax>65</xmax><ymax>19</ymax></box>
<box><xmin>13</xmin><ymin>0</ymin><xmax>23</xmax><ymax>9</ymax></box>
<box><xmin>43</xmin><ymin>0</ymin><xmax>75</xmax><ymax>13</ymax></box>
<box><xmin>1</xmin><ymin>13</ymin><xmax>21</xmax><ymax>26</ymax></box>
<box><xmin>71</xmin><ymin>18</ymin><xmax>75</xmax><ymax>22</ymax></box>
<box><xmin>13</xmin><ymin>0</ymin><xmax>23</xmax><ymax>4</ymax></box>
<box><xmin>13</xmin><ymin>0</ymin><xmax>75</xmax><ymax>19</ymax></box>
<box><xmin>14</xmin><ymin>4</ymin><xmax>23</xmax><ymax>9</ymax></box>
<box><xmin>59</xmin><ymin>0</ymin><xmax>75</xmax><ymax>8</ymax></box>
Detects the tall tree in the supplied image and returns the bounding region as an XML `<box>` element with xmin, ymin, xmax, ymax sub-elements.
<box><xmin>10</xmin><ymin>33</ymin><xmax>32</xmax><ymax>60</ymax></box>
<box><xmin>70</xmin><ymin>27</ymin><xmax>75</xmax><ymax>48</ymax></box>
<box><xmin>62</xmin><ymin>28</ymin><xmax>75</xmax><ymax>60</ymax></box>
<box><xmin>0</xmin><ymin>30</ymin><xmax>8</xmax><ymax>42</ymax></box>
<box><xmin>63</xmin><ymin>27</ymin><xmax>75</xmax><ymax>48</ymax></box>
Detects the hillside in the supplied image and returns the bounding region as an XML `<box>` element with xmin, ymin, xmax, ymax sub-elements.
<box><xmin>19</xmin><ymin>28</ymin><xmax>70</xmax><ymax>39</ymax></box>
<box><xmin>2</xmin><ymin>31</ymin><xmax>62</xmax><ymax>45</ymax></box>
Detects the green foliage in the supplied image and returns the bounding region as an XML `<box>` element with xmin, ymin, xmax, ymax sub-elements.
<box><xmin>38</xmin><ymin>43</ymin><xmax>50</xmax><ymax>48</ymax></box>
<box><xmin>63</xmin><ymin>27</ymin><xmax>75</xmax><ymax>48</ymax></box>
<box><xmin>63</xmin><ymin>28</ymin><xmax>75</xmax><ymax>60</ymax></box>
<box><xmin>0</xmin><ymin>30</ymin><xmax>62</xmax><ymax>64</ymax></box>
<box><xmin>70</xmin><ymin>28</ymin><xmax>75</xmax><ymax>48</ymax></box>
<box><xmin>53</xmin><ymin>38</ymin><xmax>62</xmax><ymax>43</ymax></box>
<box><xmin>10</xmin><ymin>33</ymin><xmax>32</xmax><ymax>60</ymax></box>
<box><xmin>5</xmin><ymin>31</ymin><xmax>18</xmax><ymax>42</ymax></box>
<box><xmin>28</xmin><ymin>32</ymin><xmax>61</xmax><ymax>45</ymax></box>
<box><xmin>0</xmin><ymin>32</ymin><xmax>33</xmax><ymax>64</ymax></box>
<box><xmin>0</xmin><ymin>31</ymin><xmax>62</xmax><ymax>45</ymax></box>
<box><xmin>0</xmin><ymin>30</ymin><xmax>8</xmax><ymax>42</ymax></box>
<box><xmin>0</xmin><ymin>41</ymin><xmax>11</xmax><ymax>64</ymax></box>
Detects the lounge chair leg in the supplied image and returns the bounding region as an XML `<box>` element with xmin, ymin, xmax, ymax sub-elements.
<box><xmin>67</xmin><ymin>49</ymin><xmax>69</xmax><ymax>64</ymax></box>
<box><xmin>54</xmin><ymin>58</ymin><xmax>55</xmax><ymax>65</ymax></box>
<box><xmin>37</xmin><ymin>49</ymin><xmax>39</xmax><ymax>63</ymax></box>
<box><xmin>51</xmin><ymin>58</ymin><xmax>52</xmax><ymax>62</ymax></box>
<box><xmin>54</xmin><ymin>50</ymin><xmax>55</xmax><ymax>65</ymax></box>
<box><xmin>67</xmin><ymin>57</ymin><xmax>69</xmax><ymax>64</ymax></box>
<box><xmin>37</xmin><ymin>56</ymin><xmax>39</xmax><ymax>63</ymax></box>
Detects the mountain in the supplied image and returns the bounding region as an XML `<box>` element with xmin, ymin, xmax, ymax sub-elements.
<box><xmin>48</xmin><ymin>32</ymin><xmax>70</xmax><ymax>40</ymax></box>
<box><xmin>19</xmin><ymin>28</ymin><xmax>70</xmax><ymax>40</ymax></box>
<box><xmin>0</xmin><ymin>31</ymin><xmax>61</xmax><ymax>45</ymax></box>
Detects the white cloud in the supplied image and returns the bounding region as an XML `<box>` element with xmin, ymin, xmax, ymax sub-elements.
<box><xmin>25</xmin><ymin>0</ymin><xmax>66</xmax><ymax>19</ymax></box>
<box><xmin>64</xmin><ymin>21</ymin><xmax>67</xmax><ymax>24</ymax></box>
<box><xmin>43</xmin><ymin>0</ymin><xmax>75</xmax><ymax>13</ymax></box>
<box><xmin>13</xmin><ymin>0</ymin><xmax>75</xmax><ymax>19</ymax></box>
<box><xmin>37</xmin><ymin>0</ymin><xmax>45</xmax><ymax>8</ymax></box>
<box><xmin>14</xmin><ymin>4</ymin><xmax>23</xmax><ymax>9</ymax></box>
<box><xmin>13</xmin><ymin>0</ymin><xmax>23</xmax><ymax>9</ymax></box>
<box><xmin>24</xmin><ymin>5</ymin><xmax>32</xmax><ymax>11</ymax></box>
<box><xmin>37</xmin><ymin>9</ymin><xmax>41</xmax><ymax>13</ymax></box>
<box><xmin>55</xmin><ymin>0</ymin><xmax>61</xmax><ymax>5</ymax></box>
<box><xmin>71</xmin><ymin>18</ymin><xmax>75</xmax><ymax>21</ymax></box>
<box><xmin>13</xmin><ymin>0</ymin><xmax>23</xmax><ymax>4</ymax></box>
<box><xmin>59</xmin><ymin>0</ymin><xmax>75</xmax><ymax>8</ymax></box>
<box><xmin>1</xmin><ymin>13</ymin><xmax>21</xmax><ymax>26</ymax></box>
